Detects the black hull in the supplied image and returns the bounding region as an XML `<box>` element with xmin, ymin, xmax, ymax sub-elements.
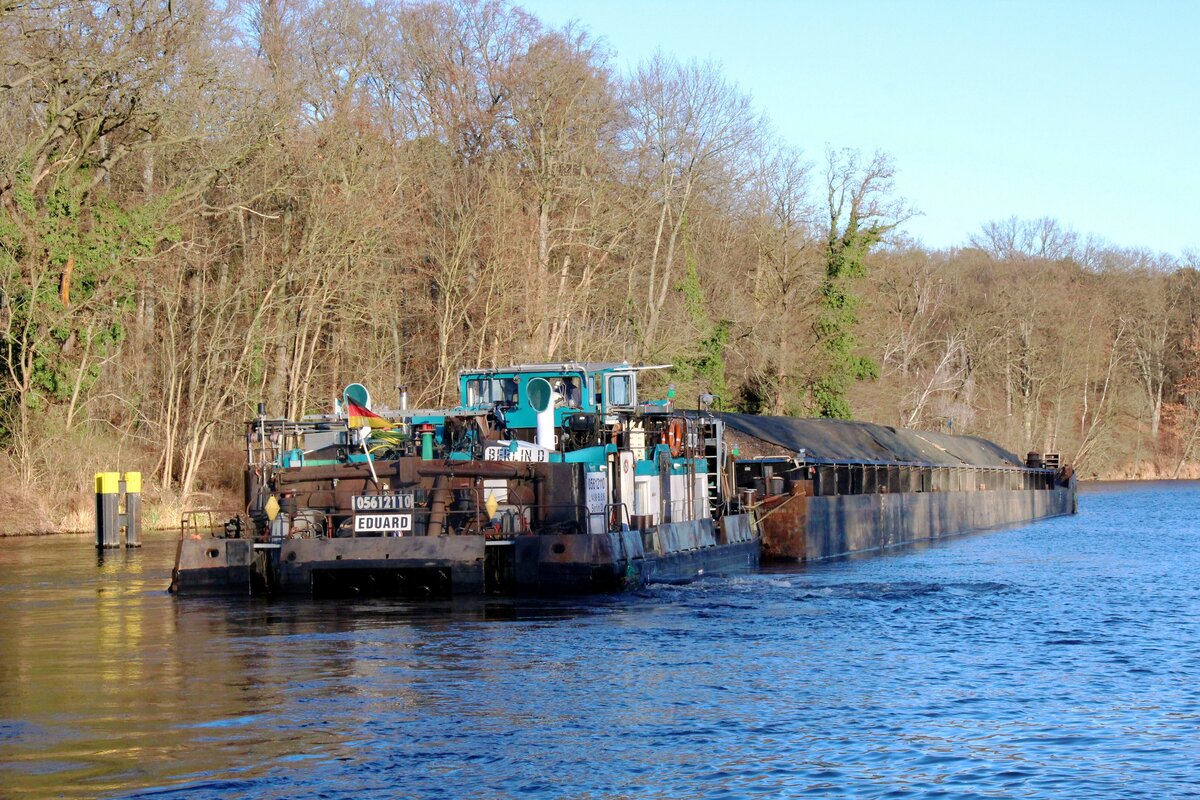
<box><xmin>760</xmin><ymin>484</ymin><xmax>1078</xmax><ymax>561</ymax></box>
<box><xmin>171</xmin><ymin>515</ymin><xmax>761</xmax><ymax>598</ymax></box>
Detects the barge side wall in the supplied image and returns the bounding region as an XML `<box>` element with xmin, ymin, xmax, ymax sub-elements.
<box><xmin>800</xmin><ymin>487</ymin><xmax>1075</xmax><ymax>561</ymax></box>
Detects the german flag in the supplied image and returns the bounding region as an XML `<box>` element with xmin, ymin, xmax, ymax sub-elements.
<box><xmin>346</xmin><ymin>400</ymin><xmax>391</xmax><ymax>429</ymax></box>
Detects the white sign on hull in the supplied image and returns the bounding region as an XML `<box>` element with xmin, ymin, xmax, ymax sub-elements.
<box><xmin>353</xmin><ymin>513</ymin><xmax>413</xmax><ymax>534</ymax></box>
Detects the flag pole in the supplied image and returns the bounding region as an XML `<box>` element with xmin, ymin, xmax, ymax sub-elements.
<box><xmin>359</xmin><ymin>425</ymin><xmax>379</xmax><ymax>486</ymax></box>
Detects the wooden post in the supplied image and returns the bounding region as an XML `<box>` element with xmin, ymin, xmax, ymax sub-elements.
<box><xmin>95</xmin><ymin>472</ymin><xmax>120</xmax><ymax>548</ymax></box>
<box><xmin>124</xmin><ymin>471</ymin><xmax>142</xmax><ymax>547</ymax></box>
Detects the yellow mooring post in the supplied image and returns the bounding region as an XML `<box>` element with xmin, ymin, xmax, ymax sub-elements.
<box><xmin>124</xmin><ymin>472</ymin><xmax>142</xmax><ymax>548</ymax></box>
<box><xmin>95</xmin><ymin>472</ymin><xmax>121</xmax><ymax>549</ymax></box>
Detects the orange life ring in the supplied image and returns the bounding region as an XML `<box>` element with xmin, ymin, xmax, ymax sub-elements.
<box><xmin>665</xmin><ymin>418</ymin><xmax>685</xmax><ymax>457</ymax></box>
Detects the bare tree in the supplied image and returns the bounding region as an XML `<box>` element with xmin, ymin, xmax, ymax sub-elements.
<box><xmin>625</xmin><ymin>54</ymin><xmax>759</xmax><ymax>359</ymax></box>
<box><xmin>746</xmin><ymin>145</ymin><xmax>820</xmax><ymax>414</ymax></box>
<box><xmin>971</xmin><ymin>216</ymin><xmax>1078</xmax><ymax>262</ymax></box>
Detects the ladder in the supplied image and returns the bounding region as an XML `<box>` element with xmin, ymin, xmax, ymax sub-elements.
<box><xmin>701</xmin><ymin>418</ymin><xmax>723</xmax><ymax>515</ymax></box>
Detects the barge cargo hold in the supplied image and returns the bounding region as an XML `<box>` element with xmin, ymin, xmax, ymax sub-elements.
<box><xmin>717</xmin><ymin>413</ymin><xmax>1077</xmax><ymax>562</ymax></box>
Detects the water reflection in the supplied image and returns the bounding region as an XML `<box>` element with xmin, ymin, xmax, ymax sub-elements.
<box><xmin>1</xmin><ymin>483</ymin><xmax>1199</xmax><ymax>798</ymax></box>
<box><xmin>0</xmin><ymin>532</ymin><xmax>620</xmax><ymax>797</ymax></box>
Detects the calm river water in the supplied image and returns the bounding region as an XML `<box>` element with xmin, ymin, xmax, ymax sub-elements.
<box><xmin>1</xmin><ymin>482</ymin><xmax>1198</xmax><ymax>799</ymax></box>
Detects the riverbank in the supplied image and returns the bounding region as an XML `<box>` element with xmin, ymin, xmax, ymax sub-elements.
<box><xmin>0</xmin><ymin>439</ymin><xmax>243</xmax><ymax>536</ymax></box>
<box><xmin>0</xmin><ymin>485</ymin><xmax>240</xmax><ymax>537</ymax></box>
<box><xmin>1085</xmin><ymin>459</ymin><xmax>1200</xmax><ymax>481</ymax></box>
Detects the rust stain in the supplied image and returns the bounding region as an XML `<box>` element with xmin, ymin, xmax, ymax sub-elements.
<box><xmin>759</xmin><ymin>481</ymin><xmax>810</xmax><ymax>560</ymax></box>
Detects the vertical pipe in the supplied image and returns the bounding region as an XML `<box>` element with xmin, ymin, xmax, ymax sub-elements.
<box><xmin>659</xmin><ymin>453</ymin><xmax>671</xmax><ymax>524</ymax></box>
<box><xmin>526</xmin><ymin>377</ymin><xmax>558</xmax><ymax>449</ymax></box>
<box><xmin>532</xmin><ymin>473</ymin><xmax>545</xmax><ymax>530</ymax></box>
<box><xmin>421</xmin><ymin>430</ymin><xmax>434</xmax><ymax>461</ymax></box>
<box><xmin>95</xmin><ymin>472</ymin><xmax>120</xmax><ymax>549</ymax></box>
<box><xmin>427</xmin><ymin>474</ymin><xmax>450</xmax><ymax>537</ymax></box>
<box><xmin>124</xmin><ymin>471</ymin><xmax>142</xmax><ymax>548</ymax></box>
<box><xmin>536</xmin><ymin>404</ymin><xmax>556</xmax><ymax>450</ymax></box>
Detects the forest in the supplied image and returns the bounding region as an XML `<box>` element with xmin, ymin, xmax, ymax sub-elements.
<box><xmin>2</xmin><ymin>0</ymin><xmax>1198</xmax><ymax>533</ymax></box>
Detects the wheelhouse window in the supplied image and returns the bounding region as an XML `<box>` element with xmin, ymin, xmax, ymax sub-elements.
<box><xmin>553</xmin><ymin>375</ymin><xmax>584</xmax><ymax>408</ymax></box>
<box><xmin>464</xmin><ymin>377</ymin><xmax>503</xmax><ymax>405</ymax></box>
<box><xmin>606</xmin><ymin>373</ymin><xmax>635</xmax><ymax>408</ymax></box>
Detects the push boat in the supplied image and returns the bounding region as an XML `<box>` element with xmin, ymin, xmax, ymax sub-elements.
<box><xmin>171</xmin><ymin>363</ymin><xmax>760</xmax><ymax>597</ymax></box>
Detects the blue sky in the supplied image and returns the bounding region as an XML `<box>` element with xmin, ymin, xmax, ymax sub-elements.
<box><xmin>518</xmin><ymin>0</ymin><xmax>1199</xmax><ymax>256</ymax></box>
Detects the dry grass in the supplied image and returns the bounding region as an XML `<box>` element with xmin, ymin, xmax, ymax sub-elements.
<box><xmin>0</xmin><ymin>430</ymin><xmax>241</xmax><ymax>535</ymax></box>
<box><xmin>1110</xmin><ymin>459</ymin><xmax>1200</xmax><ymax>481</ymax></box>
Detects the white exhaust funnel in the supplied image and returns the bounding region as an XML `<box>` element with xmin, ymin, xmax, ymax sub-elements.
<box><xmin>526</xmin><ymin>377</ymin><xmax>560</xmax><ymax>450</ymax></box>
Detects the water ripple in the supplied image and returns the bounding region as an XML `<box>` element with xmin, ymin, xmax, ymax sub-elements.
<box><xmin>0</xmin><ymin>483</ymin><xmax>1199</xmax><ymax>798</ymax></box>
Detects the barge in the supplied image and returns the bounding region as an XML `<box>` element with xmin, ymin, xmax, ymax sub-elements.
<box><xmin>172</xmin><ymin>363</ymin><xmax>759</xmax><ymax>597</ymax></box>
<box><xmin>720</xmin><ymin>413</ymin><xmax>1077</xmax><ymax>561</ymax></box>
<box><xmin>171</xmin><ymin>361</ymin><xmax>1076</xmax><ymax>598</ymax></box>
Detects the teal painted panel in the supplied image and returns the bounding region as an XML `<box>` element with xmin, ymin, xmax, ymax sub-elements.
<box><xmin>563</xmin><ymin>446</ymin><xmax>609</xmax><ymax>465</ymax></box>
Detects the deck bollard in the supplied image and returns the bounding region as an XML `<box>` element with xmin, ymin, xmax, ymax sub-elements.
<box><xmin>124</xmin><ymin>471</ymin><xmax>142</xmax><ymax>548</ymax></box>
<box><xmin>95</xmin><ymin>472</ymin><xmax>121</xmax><ymax>549</ymax></box>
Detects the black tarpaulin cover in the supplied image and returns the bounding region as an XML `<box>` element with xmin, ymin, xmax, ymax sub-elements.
<box><xmin>701</xmin><ymin>412</ymin><xmax>1023</xmax><ymax>468</ymax></box>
